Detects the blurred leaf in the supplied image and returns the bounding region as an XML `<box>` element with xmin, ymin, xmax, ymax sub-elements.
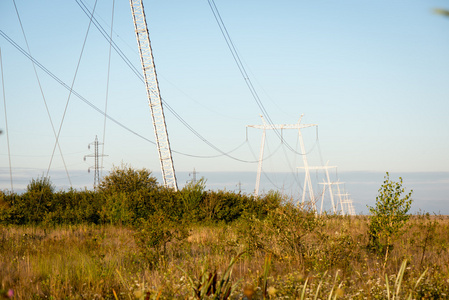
<box><xmin>434</xmin><ymin>8</ymin><xmax>449</xmax><ymax>17</ymax></box>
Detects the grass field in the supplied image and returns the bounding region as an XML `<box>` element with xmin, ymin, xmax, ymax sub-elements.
<box><xmin>1</xmin><ymin>214</ymin><xmax>448</xmax><ymax>299</ymax></box>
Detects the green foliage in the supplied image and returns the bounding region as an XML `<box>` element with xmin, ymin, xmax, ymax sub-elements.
<box><xmin>99</xmin><ymin>192</ymin><xmax>134</xmax><ymax>225</ymax></box>
<box><xmin>434</xmin><ymin>8</ymin><xmax>449</xmax><ymax>17</ymax></box>
<box><xmin>134</xmin><ymin>212</ymin><xmax>190</xmax><ymax>269</ymax></box>
<box><xmin>201</xmin><ymin>189</ymin><xmax>248</xmax><ymax>223</ymax></box>
<box><xmin>236</xmin><ymin>200</ymin><xmax>320</xmax><ymax>259</ymax></box>
<box><xmin>267</xmin><ymin>201</ymin><xmax>320</xmax><ymax>257</ymax></box>
<box><xmin>0</xmin><ymin>191</ymin><xmax>11</xmax><ymax>222</ymax></box>
<box><xmin>180</xmin><ymin>178</ymin><xmax>206</xmax><ymax>222</ymax></box>
<box><xmin>27</xmin><ymin>175</ymin><xmax>55</xmax><ymax>194</ymax></box>
<box><xmin>4</xmin><ymin>176</ymin><xmax>56</xmax><ymax>224</ymax></box>
<box><xmin>368</xmin><ymin>172</ymin><xmax>413</xmax><ymax>263</ymax></box>
<box><xmin>98</xmin><ymin>164</ymin><xmax>158</xmax><ymax>194</ymax></box>
<box><xmin>309</xmin><ymin>226</ymin><xmax>359</xmax><ymax>273</ymax></box>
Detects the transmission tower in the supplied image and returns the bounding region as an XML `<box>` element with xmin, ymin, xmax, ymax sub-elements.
<box><xmin>236</xmin><ymin>181</ymin><xmax>245</xmax><ymax>193</ymax></box>
<box><xmin>314</xmin><ymin>169</ymin><xmax>356</xmax><ymax>216</ymax></box>
<box><xmin>129</xmin><ymin>0</ymin><xmax>178</xmax><ymax>191</ymax></box>
<box><xmin>84</xmin><ymin>136</ymin><xmax>107</xmax><ymax>188</ymax></box>
<box><xmin>247</xmin><ymin>115</ymin><xmax>317</xmax><ymax>198</ymax></box>
<box><xmin>337</xmin><ymin>191</ymin><xmax>356</xmax><ymax>216</ymax></box>
<box><xmin>189</xmin><ymin>168</ymin><xmax>198</xmax><ymax>184</ymax></box>
<box><xmin>328</xmin><ymin>181</ymin><xmax>346</xmax><ymax>215</ymax></box>
<box><xmin>301</xmin><ymin>164</ymin><xmax>338</xmax><ymax>213</ymax></box>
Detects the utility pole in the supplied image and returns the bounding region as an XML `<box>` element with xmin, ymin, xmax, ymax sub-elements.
<box><xmin>84</xmin><ymin>136</ymin><xmax>107</xmax><ymax>188</ymax></box>
<box><xmin>247</xmin><ymin>115</ymin><xmax>317</xmax><ymax>198</ymax></box>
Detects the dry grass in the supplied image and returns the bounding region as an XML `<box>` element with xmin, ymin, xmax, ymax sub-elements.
<box><xmin>1</xmin><ymin>216</ymin><xmax>449</xmax><ymax>299</ymax></box>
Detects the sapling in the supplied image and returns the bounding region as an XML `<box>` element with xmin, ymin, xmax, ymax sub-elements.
<box><xmin>368</xmin><ymin>172</ymin><xmax>413</xmax><ymax>268</ymax></box>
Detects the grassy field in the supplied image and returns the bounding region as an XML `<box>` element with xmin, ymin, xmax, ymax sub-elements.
<box><xmin>1</xmin><ymin>214</ymin><xmax>448</xmax><ymax>299</ymax></box>
<box><xmin>1</xmin><ymin>170</ymin><xmax>448</xmax><ymax>299</ymax></box>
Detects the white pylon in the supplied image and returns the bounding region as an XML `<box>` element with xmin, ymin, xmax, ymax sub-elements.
<box><xmin>247</xmin><ymin>115</ymin><xmax>317</xmax><ymax>198</ymax></box>
<box><xmin>332</xmin><ymin>181</ymin><xmax>346</xmax><ymax>215</ymax></box>
<box><xmin>337</xmin><ymin>192</ymin><xmax>356</xmax><ymax>216</ymax></box>
<box><xmin>313</xmin><ymin>163</ymin><xmax>338</xmax><ymax>214</ymax></box>
<box><xmin>299</xmin><ymin>165</ymin><xmax>337</xmax><ymax>213</ymax></box>
<box><xmin>130</xmin><ymin>0</ymin><xmax>178</xmax><ymax>191</ymax></box>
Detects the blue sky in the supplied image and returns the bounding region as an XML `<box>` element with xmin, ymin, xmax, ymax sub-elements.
<box><xmin>1</xmin><ymin>1</ymin><xmax>449</xmax><ymax>202</ymax></box>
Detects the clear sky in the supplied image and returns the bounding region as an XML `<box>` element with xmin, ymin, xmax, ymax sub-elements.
<box><xmin>1</xmin><ymin>1</ymin><xmax>449</xmax><ymax>198</ymax></box>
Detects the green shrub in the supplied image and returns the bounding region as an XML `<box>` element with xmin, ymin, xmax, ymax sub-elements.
<box><xmin>3</xmin><ymin>176</ymin><xmax>55</xmax><ymax>224</ymax></box>
<box><xmin>98</xmin><ymin>192</ymin><xmax>133</xmax><ymax>225</ymax></box>
<box><xmin>98</xmin><ymin>164</ymin><xmax>158</xmax><ymax>195</ymax></box>
<box><xmin>134</xmin><ymin>212</ymin><xmax>189</xmax><ymax>269</ymax></box>
<box><xmin>179</xmin><ymin>178</ymin><xmax>206</xmax><ymax>222</ymax></box>
<box><xmin>201</xmin><ymin>189</ymin><xmax>251</xmax><ymax>223</ymax></box>
<box><xmin>267</xmin><ymin>201</ymin><xmax>321</xmax><ymax>257</ymax></box>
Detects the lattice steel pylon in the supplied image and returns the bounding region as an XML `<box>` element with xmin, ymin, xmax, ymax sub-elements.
<box><xmin>84</xmin><ymin>136</ymin><xmax>107</xmax><ymax>188</ymax></box>
<box><xmin>130</xmin><ymin>0</ymin><xmax>178</xmax><ymax>191</ymax></box>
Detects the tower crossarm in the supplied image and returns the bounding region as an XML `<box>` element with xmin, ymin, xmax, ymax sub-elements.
<box><xmin>247</xmin><ymin>115</ymin><xmax>317</xmax><ymax>130</ymax></box>
<box><xmin>247</xmin><ymin>123</ymin><xmax>317</xmax><ymax>130</ymax></box>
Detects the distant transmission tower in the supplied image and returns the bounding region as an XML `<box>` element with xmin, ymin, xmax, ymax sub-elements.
<box><xmin>247</xmin><ymin>115</ymin><xmax>317</xmax><ymax>198</ymax></box>
<box><xmin>236</xmin><ymin>181</ymin><xmax>245</xmax><ymax>193</ymax></box>
<box><xmin>189</xmin><ymin>168</ymin><xmax>198</xmax><ymax>184</ymax></box>
<box><xmin>84</xmin><ymin>136</ymin><xmax>107</xmax><ymax>188</ymax></box>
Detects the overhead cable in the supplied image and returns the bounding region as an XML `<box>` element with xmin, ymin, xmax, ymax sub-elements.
<box><xmin>101</xmin><ymin>0</ymin><xmax>115</xmax><ymax>175</ymax></box>
<box><xmin>12</xmin><ymin>0</ymin><xmax>72</xmax><ymax>186</ymax></box>
<box><xmin>0</xmin><ymin>48</ymin><xmax>14</xmax><ymax>192</ymax></box>
<box><xmin>0</xmin><ymin>30</ymin><xmax>256</xmax><ymax>162</ymax></box>
<box><xmin>75</xmin><ymin>0</ymin><xmax>261</xmax><ymax>163</ymax></box>
<box><xmin>46</xmin><ymin>0</ymin><xmax>99</xmax><ymax>179</ymax></box>
<box><xmin>207</xmin><ymin>0</ymin><xmax>318</xmax><ymax>156</ymax></box>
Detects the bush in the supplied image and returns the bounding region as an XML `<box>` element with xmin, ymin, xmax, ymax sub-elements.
<box><xmin>179</xmin><ymin>178</ymin><xmax>206</xmax><ymax>222</ymax></box>
<box><xmin>98</xmin><ymin>164</ymin><xmax>158</xmax><ymax>195</ymax></box>
<box><xmin>6</xmin><ymin>176</ymin><xmax>55</xmax><ymax>224</ymax></box>
<box><xmin>201</xmin><ymin>189</ymin><xmax>252</xmax><ymax>223</ymax></box>
<box><xmin>134</xmin><ymin>212</ymin><xmax>189</xmax><ymax>269</ymax></box>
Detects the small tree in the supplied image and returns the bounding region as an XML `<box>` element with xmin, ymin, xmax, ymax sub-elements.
<box><xmin>98</xmin><ymin>164</ymin><xmax>158</xmax><ymax>194</ymax></box>
<box><xmin>27</xmin><ymin>175</ymin><xmax>55</xmax><ymax>195</ymax></box>
<box><xmin>180</xmin><ymin>178</ymin><xmax>206</xmax><ymax>222</ymax></box>
<box><xmin>368</xmin><ymin>172</ymin><xmax>413</xmax><ymax>267</ymax></box>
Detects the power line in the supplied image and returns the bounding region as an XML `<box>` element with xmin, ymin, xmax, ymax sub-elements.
<box><xmin>75</xmin><ymin>0</ymin><xmax>143</xmax><ymax>80</ymax></box>
<box><xmin>0</xmin><ymin>30</ymin><xmax>257</xmax><ymax>162</ymax></box>
<box><xmin>0</xmin><ymin>48</ymin><xmax>14</xmax><ymax>192</ymax></box>
<box><xmin>46</xmin><ymin>0</ymin><xmax>99</xmax><ymax>180</ymax></box>
<box><xmin>75</xmin><ymin>0</ymin><xmax>260</xmax><ymax>163</ymax></box>
<box><xmin>12</xmin><ymin>0</ymin><xmax>72</xmax><ymax>186</ymax></box>
<box><xmin>207</xmin><ymin>0</ymin><xmax>318</xmax><ymax>156</ymax></box>
<box><xmin>101</xmin><ymin>0</ymin><xmax>115</xmax><ymax>176</ymax></box>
